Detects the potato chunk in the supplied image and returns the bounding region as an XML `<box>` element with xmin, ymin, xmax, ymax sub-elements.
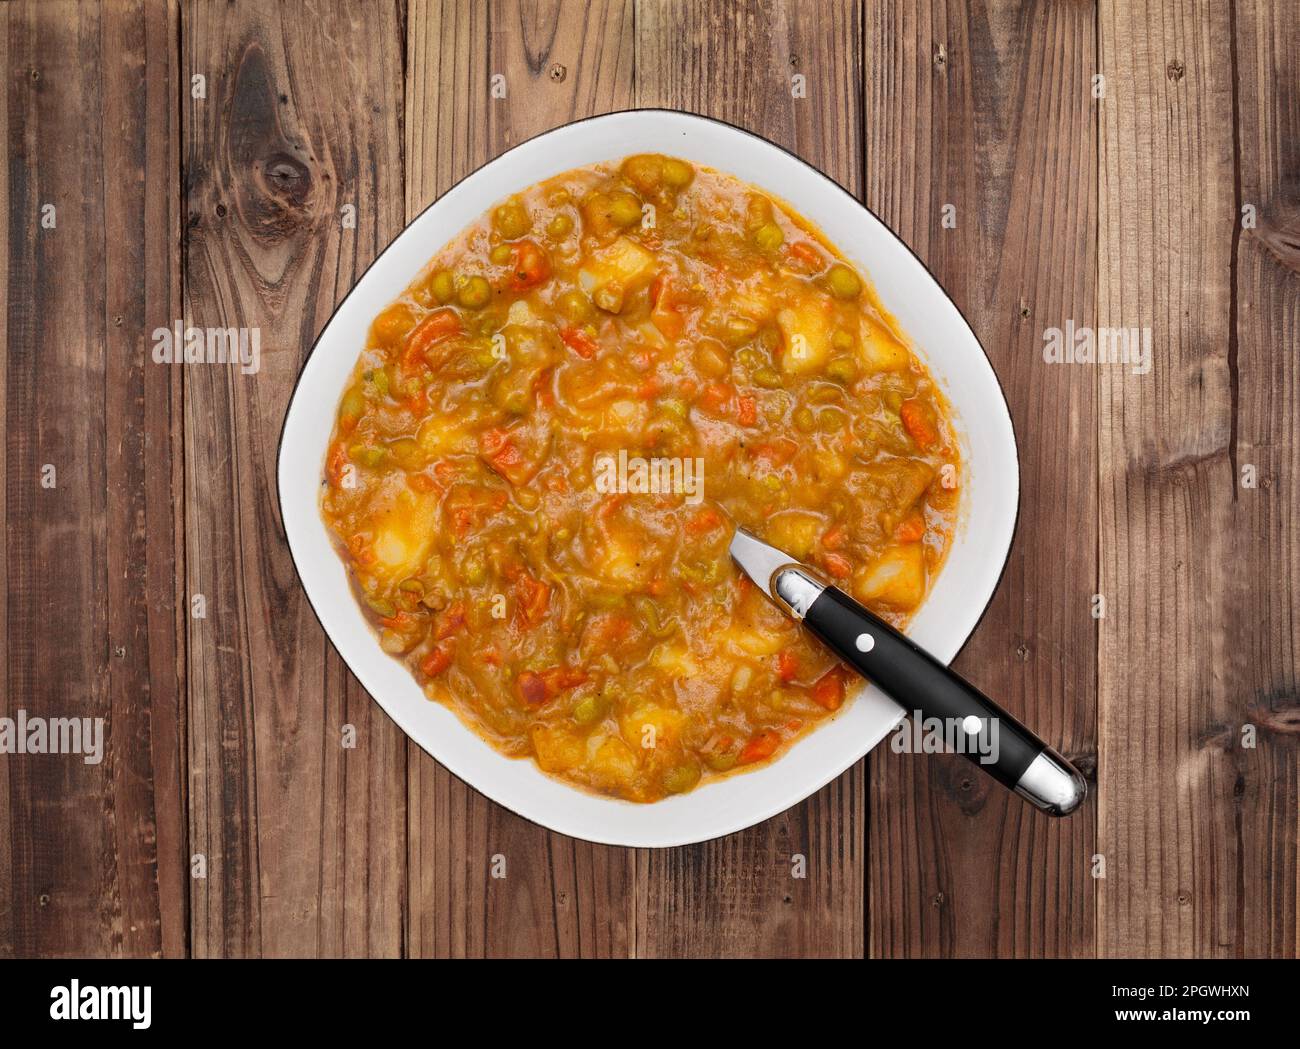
<box><xmin>777</xmin><ymin>291</ymin><xmax>835</xmax><ymax>375</ymax></box>
<box><xmin>596</xmin><ymin>532</ymin><xmax>653</xmax><ymax>589</ymax></box>
<box><xmin>416</xmin><ymin>413</ymin><xmax>474</xmax><ymax>456</ymax></box>
<box><xmin>369</xmin><ymin>489</ymin><xmax>439</xmax><ymax>578</ymax></box>
<box><xmin>649</xmin><ymin>643</ymin><xmax>700</xmax><ymax>677</ymax></box>
<box><xmin>854</xmin><ymin>544</ymin><xmax>926</xmax><ymax>609</ymax></box>
<box><xmin>531</xmin><ymin>724</ymin><xmax>586</xmax><ymax>773</ymax></box>
<box><xmin>579</xmin><ymin>236</ymin><xmax>657</xmax><ymax>307</ymax></box>
<box><xmin>589</xmin><ymin>737</ymin><xmax>639</xmax><ymax>789</ymax></box>
<box><xmin>858</xmin><ymin>316</ymin><xmax>910</xmax><ymax>372</ymax></box>
<box><xmin>765</xmin><ymin>510</ymin><xmax>822</xmax><ymax>560</ymax></box>
<box><xmin>620</xmin><ymin>702</ymin><xmax>685</xmax><ymax>751</ymax></box>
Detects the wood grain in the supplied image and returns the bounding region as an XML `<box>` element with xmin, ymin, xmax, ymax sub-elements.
<box><xmin>863</xmin><ymin>0</ymin><xmax>1098</xmax><ymax>957</ymax></box>
<box><xmin>1096</xmin><ymin>0</ymin><xmax>1300</xmax><ymax>958</ymax></box>
<box><xmin>634</xmin><ymin>0</ymin><xmax>866</xmax><ymax>958</ymax></box>
<box><xmin>0</xmin><ymin>0</ymin><xmax>11</xmax><ymax>957</ymax></box>
<box><xmin>1</xmin><ymin>0</ymin><xmax>186</xmax><ymax>957</ymax></box>
<box><xmin>403</xmin><ymin>0</ymin><xmax>637</xmax><ymax>958</ymax></box>
<box><xmin>2</xmin><ymin>0</ymin><xmax>1298</xmax><ymax>960</ymax></box>
<box><xmin>182</xmin><ymin>0</ymin><xmax>407</xmax><ymax>957</ymax></box>
<box><xmin>1229</xmin><ymin>0</ymin><xmax>1300</xmax><ymax>958</ymax></box>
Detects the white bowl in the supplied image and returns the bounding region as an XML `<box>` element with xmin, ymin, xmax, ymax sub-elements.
<box><xmin>278</xmin><ymin>109</ymin><xmax>1019</xmax><ymax>848</ymax></box>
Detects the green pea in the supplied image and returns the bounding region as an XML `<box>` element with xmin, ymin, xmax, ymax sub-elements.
<box><xmin>572</xmin><ymin>695</ymin><xmax>607</xmax><ymax>726</ymax></box>
<box><xmin>606</xmin><ymin>191</ymin><xmax>642</xmax><ymax>228</ymax></box>
<box><xmin>832</xmin><ymin>329</ymin><xmax>855</xmax><ymax>351</ymax></box>
<box><xmin>818</xmin><ymin>407</ymin><xmax>847</xmax><ymax>433</ymax></box>
<box><xmin>694</xmin><ymin>342</ymin><xmax>730</xmax><ymax>377</ymax></box>
<box><xmin>753</xmin><ymin>222</ymin><xmax>784</xmax><ymax>252</ymax></box>
<box><xmin>349</xmin><ymin>443</ymin><xmax>386</xmax><ymax>467</ymax></box>
<box><xmin>556</xmin><ymin>289</ymin><xmax>594</xmax><ymax>323</ymax></box>
<box><xmin>493</xmin><ymin>199</ymin><xmax>530</xmax><ymax>239</ymax></box>
<box><xmin>430</xmin><ymin>269</ymin><xmax>455</xmax><ymax>304</ymax></box>
<box><xmin>706</xmin><ymin>749</ymin><xmax>737</xmax><ymax>772</ymax></box>
<box><xmin>593</xmin><ymin>284</ymin><xmax>625</xmax><ymax>313</ymax></box>
<box><xmin>826</xmin><ymin>264</ymin><xmax>862</xmax><ymax>299</ymax></box>
<box><xmin>792</xmin><ymin>406</ymin><xmax>816</xmax><ymax>432</ymax></box>
<box><xmin>490</xmin><ymin>243</ymin><xmax>512</xmax><ymax>265</ymax></box>
<box><xmin>661</xmin><ymin>157</ymin><xmax>694</xmax><ymax>188</ymax></box>
<box><xmin>826</xmin><ymin>355</ymin><xmax>858</xmax><ymax>384</ymax></box>
<box><xmin>724</xmin><ymin>315</ymin><xmax>759</xmax><ymax>343</ymax></box>
<box><xmin>388</xmin><ymin>437</ymin><xmax>422</xmax><ymax>468</ymax></box>
<box><xmin>365</xmin><ymin>596</ymin><xmax>396</xmax><ymax>617</ymax></box>
<box><xmin>753</xmin><ymin>366</ymin><xmax>783</xmax><ymax>388</ymax></box>
<box><xmin>754</xmin><ymin>327</ymin><xmax>781</xmax><ymax>357</ymax></box>
<box><xmin>463</xmin><ymin>554</ymin><xmax>487</xmax><ymax>585</ymax></box>
<box><xmin>339</xmin><ymin>385</ymin><xmax>366</xmax><ymax>421</ymax></box>
<box><xmin>663</xmin><ymin>763</ymin><xmax>702</xmax><ymax>794</ymax></box>
<box><xmin>457</xmin><ymin>275</ymin><xmax>492</xmax><ymax>309</ymax></box>
<box><xmin>547</xmin><ymin>213</ymin><xmax>573</xmax><ymax>239</ymax></box>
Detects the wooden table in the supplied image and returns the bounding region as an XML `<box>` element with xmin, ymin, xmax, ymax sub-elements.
<box><xmin>2</xmin><ymin>0</ymin><xmax>1296</xmax><ymax>959</ymax></box>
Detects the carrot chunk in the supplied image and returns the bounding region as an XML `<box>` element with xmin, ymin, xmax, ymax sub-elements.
<box><xmin>401</xmin><ymin>308</ymin><xmax>461</xmax><ymax>373</ymax></box>
<box><xmin>435</xmin><ymin>601</ymin><xmax>466</xmax><ymax>640</ymax></box>
<box><xmin>515</xmin><ymin>572</ymin><xmax>550</xmax><ymax>626</ymax></box>
<box><xmin>811</xmin><ymin>666</ymin><xmax>847</xmax><ymax>711</ymax></box>
<box><xmin>516</xmin><ymin>670</ymin><xmax>548</xmax><ymax>705</ymax></box>
<box><xmin>421</xmin><ymin>644</ymin><xmax>453</xmax><ymax>677</ymax></box>
<box><xmin>777</xmin><ymin>650</ymin><xmax>799</xmax><ymax>682</ymax></box>
<box><xmin>698</xmin><ymin>382</ymin><xmax>732</xmax><ymax>414</ymax></box>
<box><xmin>900</xmin><ymin>399</ymin><xmax>939</xmax><ymax>450</ymax></box>
<box><xmin>739</xmin><ymin>730</ymin><xmax>781</xmax><ymax>765</ymax></box>
<box><xmin>788</xmin><ymin>241</ymin><xmax>823</xmax><ymax>268</ymax></box>
<box><xmin>686</xmin><ymin>507</ymin><xmax>723</xmax><ymax>536</ymax></box>
<box><xmin>561</xmin><ymin>326</ymin><xmax>598</xmax><ymax>359</ymax></box>
<box><xmin>824</xmin><ymin>552</ymin><xmax>853</xmax><ymax>579</ymax></box>
<box><xmin>893</xmin><ymin>511</ymin><xmax>927</xmax><ymax>543</ymax></box>
<box><xmin>509</xmin><ymin>240</ymin><xmax>550</xmax><ymax>290</ymax></box>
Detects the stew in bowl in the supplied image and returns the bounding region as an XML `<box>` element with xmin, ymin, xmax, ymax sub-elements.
<box><xmin>278</xmin><ymin>109</ymin><xmax>1017</xmax><ymax>846</ymax></box>
<box><xmin>320</xmin><ymin>154</ymin><xmax>960</xmax><ymax>802</ymax></box>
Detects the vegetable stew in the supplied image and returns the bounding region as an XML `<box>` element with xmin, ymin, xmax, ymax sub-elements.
<box><xmin>320</xmin><ymin>155</ymin><xmax>960</xmax><ymax>802</ymax></box>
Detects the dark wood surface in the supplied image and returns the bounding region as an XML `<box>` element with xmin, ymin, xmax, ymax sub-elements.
<box><xmin>1</xmin><ymin>0</ymin><xmax>1296</xmax><ymax>958</ymax></box>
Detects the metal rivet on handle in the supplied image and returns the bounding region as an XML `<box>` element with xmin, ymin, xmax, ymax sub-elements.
<box><xmin>855</xmin><ymin>633</ymin><xmax>874</xmax><ymax>652</ymax></box>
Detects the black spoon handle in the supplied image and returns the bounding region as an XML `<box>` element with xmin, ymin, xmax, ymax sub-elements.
<box><xmin>796</xmin><ymin>580</ymin><xmax>1086</xmax><ymax>815</ymax></box>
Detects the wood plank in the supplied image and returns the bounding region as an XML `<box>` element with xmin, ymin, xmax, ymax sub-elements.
<box><xmin>1229</xmin><ymin>0</ymin><xmax>1300</xmax><ymax>958</ymax></box>
<box><xmin>402</xmin><ymin>0</ymin><xmax>635</xmax><ymax>959</ymax></box>
<box><xmin>863</xmin><ymin>0</ymin><xmax>1098</xmax><ymax>957</ymax></box>
<box><xmin>1</xmin><ymin>0</ymin><xmax>185</xmax><ymax>957</ymax></box>
<box><xmin>0</xmin><ymin>0</ymin><xmax>13</xmax><ymax>961</ymax></box>
<box><xmin>182</xmin><ymin>0</ymin><xmax>407</xmax><ymax>957</ymax></box>
<box><xmin>633</xmin><ymin>0</ymin><xmax>866</xmax><ymax>958</ymax></box>
<box><xmin>1097</xmin><ymin>0</ymin><xmax>1300</xmax><ymax>958</ymax></box>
